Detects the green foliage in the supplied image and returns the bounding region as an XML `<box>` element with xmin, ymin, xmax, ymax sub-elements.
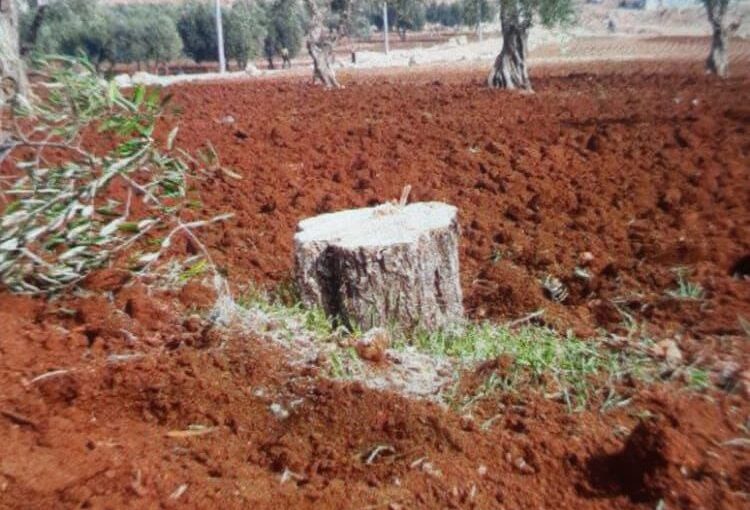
<box><xmin>408</xmin><ymin>322</ymin><xmax>649</xmax><ymax>411</ymax></box>
<box><xmin>263</xmin><ymin>0</ymin><xmax>305</xmax><ymax>65</ymax></box>
<box><xmin>25</xmin><ymin>0</ymin><xmax>111</xmax><ymax>68</ymax></box>
<box><xmin>425</xmin><ymin>2</ymin><xmax>463</xmax><ymax>27</ymax></box>
<box><xmin>499</xmin><ymin>0</ymin><xmax>574</xmax><ymax>29</ymax></box>
<box><xmin>666</xmin><ymin>267</ymin><xmax>705</xmax><ymax>300</ymax></box>
<box><xmin>225</xmin><ymin>0</ymin><xmax>268</xmax><ymax>69</ymax></box>
<box><xmin>22</xmin><ymin>1</ymin><xmax>182</xmax><ymax>69</ymax></box>
<box><xmin>369</xmin><ymin>0</ymin><xmax>426</xmax><ymax>38</ymax></box>
<box><xmin>393</xmin><ymin>0</ymin><xmax>426</xmax><ymax>38</ymax></box>
<box><xmin>534</xmin><ymin>0</ymin><xmax>575</xmax><ymax>27</ymax></box>
<box><xmin>108</xmin><ymin>5</ymin><xmax>183</xmax><ymax>68</ymax></box>
<box><xmin>0</xmin><ymin>57</ymin><xmax>203</xmax><ymax>294</ymax></box>
<box><xmin>461</xmin><ymin>0</ymin><xmax>497</xmax><ymax>28</ymax></box>
<box><xmin>347</xmin><ymin>0</ymin><xmax>374</xmax><ymax>38</ymax></box>
<box><xmin>177</xmin><ymin>0</ymin><xmax>220</xmax><ymax>64</ymax></box>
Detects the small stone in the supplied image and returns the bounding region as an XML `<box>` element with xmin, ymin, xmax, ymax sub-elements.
<box><xmin>459</xmin><ymin>414</ymin><xmax>475</xmax><ymax>431</ymax></box>
<box><xmin>355</xmin><ymin>328</ymin><xmax>390</xmax><ymax>363</ymax></box>
<box><xmin>513</xmin><ymin>457</ymin><xmax>534</xmax><ymax>474</ymax></box>
<box><xmin>113</xmin><ymin>74</ymin><xmax>132</xmax><ymax>87</ymax></box>
<box><xmin>712</xmin><ymin>360</ymin><xmax>741</xmax><ymax>388</ymax></box>
<box><xmin>653</xmin><ymin>339</ymin><xmax>683</xmax><ymax>367</ymax></box>
<box><xmin>269</xmin><ymin>403</ymin><xmax>289</xmax><ymax>420</ymax></box>
<box><xmin>183</xmin><ymin>314</ymin><xmax>202</xmax><ymax>333</ymax></box>
<box><xmin>245</xmin><ymin>63</ymin><xmax>262</xmax><ymax>76</ymax></box>
<box><xmin>580</xmin><ymin>251</ymin><xmax>595</xmax><ymax>265</ymax></box>
<box><xmin>477</xmin><ymin>464</ymin><xmax>488</xmax><ymax>477</ymax></box>
<box><xmin>421</xmin><ymin>461</ymin><xmax>442</xmax><ymax>477</ymax></box>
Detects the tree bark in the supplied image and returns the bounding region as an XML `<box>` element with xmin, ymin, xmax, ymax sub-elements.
<box><xmin>488</xmin><ymin>2</ymin><xmax>532</xmax><ymax>91</ymax></box>
<box><xmin>1</xmin><ymin>0</ymin><xmax>28</xmax><ymax>116</ymax></box>
<box><xmin>294</xmin><ymin>202</ymin><xmax>464</xmax><ymax>332</ymax></box>
<box><xmin>304</xmin><ymin>0</ymin><xmax>340</xmax><ymax>88</ymax></box>
<box><xmin>704</xmin><ymin>0</ymin><xmax>730</xmax><ymax>78</ymax></box>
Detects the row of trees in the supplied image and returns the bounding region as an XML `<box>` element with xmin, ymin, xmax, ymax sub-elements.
<box><xmin>18</xmin><ymin>0</ymin><xmax>517</xmax><ymax>73</ymax></box>
<box><xmin>20</xmin><ymin>0</ymin><xmax>300</xmax><ymax>71</ymax></box>
<box><xmin>306</xmin><ymin>0</ymin><xmax>738</xmax><ymax>90</ymax></box>
<box><xmin>2</xmin><ymin>0</ymin><xmax>740</xmax><ymax>94</ymax></box>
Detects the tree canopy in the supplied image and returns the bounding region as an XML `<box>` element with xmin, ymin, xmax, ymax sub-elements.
<box><xmin>225</xmin><ymin>0</ymin><xmax>268</xmax><ymax>69</ymax></box>
<box><xmin>263</xmin><ymin>0</ymin><xmax>305</xmax><ymax>67</ymax></box>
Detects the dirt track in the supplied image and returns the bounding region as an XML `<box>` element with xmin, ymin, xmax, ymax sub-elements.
<box><xmin>1</xmin><ymin>59</ymin><xmax>750</xmax><ymax>508</ymax></box>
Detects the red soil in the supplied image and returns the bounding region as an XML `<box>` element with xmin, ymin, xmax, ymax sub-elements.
<box><xmin>169</xmin><ymin>60</ymin><xmax>750</xmax><ymax>344</ymax></box>
<box><xmin>2</xmin><ymin>60</ymin><xmax>750</xmax><ymax>509</ymax></box>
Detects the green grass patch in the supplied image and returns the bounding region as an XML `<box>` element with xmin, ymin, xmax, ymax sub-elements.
<box><xmin>666</xmin><ymin>267</ymin><xmax>704</xmax><ymax>300</ymax></box>
<box><xmin>403</xmin><ymin>322</ymin><xmax>650</xmax><ymax>411</ymax></box>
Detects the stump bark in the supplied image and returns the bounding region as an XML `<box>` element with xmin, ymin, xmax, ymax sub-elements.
<box><xmin>294</xmin><ymin>202</ymin><xmax>463</xmax><ymax>331</ymax></box>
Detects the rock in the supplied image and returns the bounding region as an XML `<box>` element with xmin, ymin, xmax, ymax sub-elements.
<box><xmin>355</xmin><ymin>327</ymin><xmax>390</xmax><ymax>362</ymax></box>
<box><xmin>183</xmin><ymin>314</ymin><xmax>203</xmax><ymax>333</ymax></box>
<box><xmin>459</xmin><ymin>414</ymin><xmax>475</xmax><ymax>431</ymax></box>
<box><xmin>269</xmin><ymin>403</ymin><xmax>289</xmax><ymax>420</ymax></box>
<box><xmin>408</xmin><ymin>56</ymin><xmax>418</xmax><ymax>67</ymax></box>
<box><xmin>294</xmin><ymin>201</ymin><xmax>463</xmax><ymax>331</ymax></box>
<box><xmin>113</xmin><ymin>74</ymin><xmax>132</xmax><ymax>88</ymax></box>
<box><xmin>245</xmin><ymin>63</ymin><xmax>262</xmax><ymax>76</ymax></box>
<box><xmin>652</xmin><ymin>339</ymin><xmax>683</xmax><ymax>366</ymax></box>
<box><xmin>712</xmin><ymin>360</ymin><xmax>741</xmax><ymax>388</ymax></box>
<box><xmin>131</xmin><ymin>71</ymin><xmax>154</xmax><ymax>85</ymax></box>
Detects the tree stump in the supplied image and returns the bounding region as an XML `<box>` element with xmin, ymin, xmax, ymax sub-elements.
<box><xmin>294</xmin><ymin>202</ymin><xmax>463</xmax><ymax>331</ymax></box>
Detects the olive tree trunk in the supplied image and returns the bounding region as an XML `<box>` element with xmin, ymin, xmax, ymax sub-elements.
<box><xmin>304</xmin><ymin>0</ymin><xmax>340</xmax><ymax>88</ymax></box>
<box><xmin>1</xmin><ymin>0</ymin><xmax>28</xmax><ymax>116</ymax></box>
<box><xmin>294</xmin><ymin>202</ymin><xmax>464</xmax><ymax>332</ymax></box>
<box><xmin>488</xmin><ymin>2</ymin><xmax>532</xmax><ymax>91</ymax></box>
<box><xmin>704</xmin><ymin>0</ymin><xmax>730</xmax><ymax>78</ymax></box>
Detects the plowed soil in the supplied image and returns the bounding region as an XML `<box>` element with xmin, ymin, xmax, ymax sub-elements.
<box><xmin>170</xmin><ymin>60</ymin><xmax>750</xmax><ymax>343</ymax></box>
<box><xmin>2</xmin><ymin>59</ymin><xmax>750</xmax><ymax>509</ymax></box>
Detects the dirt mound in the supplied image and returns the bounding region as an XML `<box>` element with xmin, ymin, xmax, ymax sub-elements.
<box><xmin>586</xmin><ymin>419</ymin><xmax>701</xmax><ymax>503</ymax></box>
<box><xmin>3</xmin><ymin>297</ymin><xmax>749</xmax><ymax>509</ymax></box>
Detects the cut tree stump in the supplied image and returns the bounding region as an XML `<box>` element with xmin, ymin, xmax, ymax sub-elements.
<box><xmin>294</xmin><ymin>201</ymin><xmax>463</xmax><ymax>331</ymax></box>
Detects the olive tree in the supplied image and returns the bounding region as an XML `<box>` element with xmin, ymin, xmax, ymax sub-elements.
<box><xmin>28</xmin><ymin>0</ymin><xmax>111</xmax><ymax>70</ymax></box>
<box><xmin>110</xmin><ymin>6</ymin><xmax>182</xmax><ymax>72</ymax></box>
<box><xmin>225</xmin><ymin>0</ymin><xmax>267</xmax><ymax>69</ymax></box>
<box><xmin>702</xmin><ymin>0</ymin><xmax>743</xmax><ymax>77</ymax></box>
<box><xmin>488</xmin><ymin>0</ymin><xmax>573</xmax><ymax>91</ymax></box>
<box><xmin>263</xmin><ymin>0</ymin><xmax>304</xmax><ymax>69</ymax></box>
<box><xmin>304</xmin><ymin>0</ymin><xmax>345</xmax><ymax>87</ymax></box>
<box><xmin>177</xmin><ymin>0</ymin><xmax>219</xmax><ymax>63</ymax></box>
<box><xmin>1</xmin><ymin>0</ymin><xmax>28</xmax><ymax>116</ymax></box>
<box><xmin>462</xmin><ymin>0</ymin><xmax>496</xmax><ymax>41</ymax></box>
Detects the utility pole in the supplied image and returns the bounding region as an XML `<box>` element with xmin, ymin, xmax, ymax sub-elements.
<box><xmin>215</xmin><ymin>0</ymin><xmax>226</xmax><ymax>73</ymax></box>
<box><xmin>382</xmin><ymin>2</ymin><xmax>389</xmax><ymax>55</ymax></box>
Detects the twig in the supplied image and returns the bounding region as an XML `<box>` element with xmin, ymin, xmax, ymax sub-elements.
<box><xmin>365</xmin><ymin>444</ymin><xmax>395</xmax><ymax>465</ymax></box>
<box><xmin>29</xmin><ymin>368</ymin><xmax>71</xmax><ymax>384</ymax></box>
<box><xmin>166</xmin><ymin>426</ymin><xmax>217</xmax><ymax>438</ymax></box>
<box><xmin>1</xmin><ymin>409</ymin><xmax>39</xmax><ymax>430</ymax></box>
<box><xmin>504</xmin><ymin>309</ymin><xmax>545</xmax><ymax>328</ymax></box>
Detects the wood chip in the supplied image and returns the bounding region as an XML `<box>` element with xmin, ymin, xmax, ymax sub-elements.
<box><xmin>166</xmin><ymin>426</ymin><xmax>216</xmax><ymax>438</ymax></box>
